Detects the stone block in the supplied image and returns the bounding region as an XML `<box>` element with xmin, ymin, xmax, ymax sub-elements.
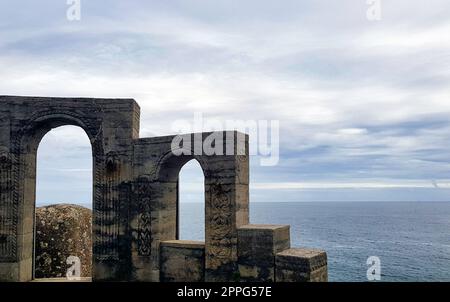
<box><xmin>237</xmin><ymin>224</ymin><xmax>290</xmax><ymax>281</ymax></box>
<box><xmin>160</xmin><ymin>240</ymin><xmax>205</xmax><ymax>282</ymax></box>
<box><xmin>275</xmin><ymin>248</ymin><xmax>328</xmax><ymax>282</ymax></box>
<box><xmin>34</xmin><ymin>204</ymin><xmax>92</xmax><ymax>278</ymax></box>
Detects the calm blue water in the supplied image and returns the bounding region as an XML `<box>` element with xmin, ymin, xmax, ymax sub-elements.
<box><xmin>179</xmin><ymin>202</ymin><xmax>450</xmax><ymax>282</ymax></box>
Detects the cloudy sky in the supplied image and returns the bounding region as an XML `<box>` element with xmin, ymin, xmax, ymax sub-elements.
<box><xmin>1</xmin><ymin>0</ymin><xmax>450</xmax><ymax>204</ymax></box>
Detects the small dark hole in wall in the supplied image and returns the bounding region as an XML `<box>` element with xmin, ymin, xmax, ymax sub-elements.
<box><xmin>0</xmin><ymin>235</ymin><xmax>7</xmax><ymax>244</ymax></box>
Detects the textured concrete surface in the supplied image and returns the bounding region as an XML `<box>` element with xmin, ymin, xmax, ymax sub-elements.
<box><xmin>275</xmin><ymin>248</ymin><xmax>328</xmax><ymax>282</ymax></box>
<box><xmin>131</xmin><ymin>132</ymin><xmax>250</xmax><ymax>282</ymax></box>
<box><xmin>160</xmin><ymin>240</ymin><xmax>205</xmax><ymax>282</ymax></box>
<box><xmin>0</xmin><ymin>96</ymin><xmax>139</xmax><ymax>281</ymax></box>
<box><xmin>35</xmin><ymin>204</ymin><xmax>92</xmax><ymax>278</ymax></box>
<box><xmin>237</xmin><ymin>224</ymin><xmax>290</xmax><ymax>282</ymax></box>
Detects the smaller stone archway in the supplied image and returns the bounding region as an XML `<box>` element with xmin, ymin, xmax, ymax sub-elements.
<box><xmin>131</xmin><ymin>131</ymin><xmax>250</xmax><ymax>282</ymax></box>
<box><xmin>156</xmin><ymin>151</ymin><xmax>208</xmax><ymax>241</ymax></box>
<box><xmin>177</xmin><ymin>159</ymin><xmax>206</xmax><ymax>240</ymax></box>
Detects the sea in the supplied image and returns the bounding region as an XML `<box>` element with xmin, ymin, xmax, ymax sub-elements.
<box><xmin>38</xmin><ymin>200</ymin><xmax>450</xmax><ymax>281</ymax></box>
<box><xmin>179</xmin><ymin>201</ymin><xmax>450</xmax><ymax>282</ymax></box>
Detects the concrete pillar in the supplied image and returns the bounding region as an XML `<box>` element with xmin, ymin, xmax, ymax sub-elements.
<box><xmin>237</xmin><ymin>224</ymin><xmax>290</xmax><ymax>281</ymax></box>
<box><xmin>0</xmin><ymin>96</ymin><xmax>140</xmax><ymax>281</ymax></box>
<box><xmin>275</xmin><ymin>248</ymin><xmax>328</xmax><ymax>282</ymax></box>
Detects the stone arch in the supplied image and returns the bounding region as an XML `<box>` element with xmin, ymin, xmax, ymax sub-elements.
<box><xmin>148</xmin><ymin>131</ymin><xmax>250</xmax><ymax>281</ymax></box>
<box><xmin>13</xmin><ymin>112</ymin><xmax>103</xmax><ymax>281</ymax></box>
<box><xmin>155</xmin><ymin>150</ymin><xmax>208</xmax><ymax>240</ymax></box>
<box><xmin>177</xmin><ymin>159</ymin><xmax>206</xmax><ymax>240</ymax></box>
<box><xmin>155</xmin><ymin>148</ymin><xmax>210</xmax><ymax>183</ymax></box>
<box><xmin>0</xmin><ymin>96</ymin><xmax>140</xmax><ymax>282</ymax></box>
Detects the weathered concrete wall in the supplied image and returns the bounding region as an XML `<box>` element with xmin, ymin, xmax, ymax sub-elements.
<box><xmin>130</xmin><ymin>132</ymin><xmax>249</xmax><ymax>282</ymax></box>
<box><xmin>275</xmin><ymin>248</ymin><xmax>328</xmax><ymax>282</ymax></box>
<box><xmin>237</xmin><ymin>225</ymin><xmax>290</xmax><ymax>282</ymax></box>
<box><xmin>0</xmin><ymin>95</ymin><xmax>327</xmax><ymax>282</ymax></box>
<box><xmin>0</xmin><ymin>96</ymin><xmax>139</xmax><ymax>281</ymax></box>
<box><xmin>160</xmin><ymin>240</ymin><xmax>205</xmax><ymax>282</ymax></box>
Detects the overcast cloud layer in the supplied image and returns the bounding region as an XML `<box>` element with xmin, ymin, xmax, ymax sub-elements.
<box><xmin>1</xmin><ymin>0</ymin><xmax>450</xmax><ymax>204</ymax></box>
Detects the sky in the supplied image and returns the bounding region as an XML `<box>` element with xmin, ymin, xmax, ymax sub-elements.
<box><xmin>1</xmin><ymin>0</ymin><xmax>450</xmax><ymax>204</ymax></box>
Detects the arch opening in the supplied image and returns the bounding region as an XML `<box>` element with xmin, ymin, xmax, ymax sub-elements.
<box><xmin>32</xmin><ymin>125</ymin><xmax>93</xmax><ymax>281</ymax></box>
<box><xmin>178</xmin><ymin>159</ymin><xmax>205</xmax><ymax>241</ymax></box>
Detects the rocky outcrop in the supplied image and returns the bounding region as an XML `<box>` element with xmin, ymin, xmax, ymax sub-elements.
<box><xmin>35</xmin><ymin>204</ymin><xmax>92</xmax><ymax>278</ymax></box>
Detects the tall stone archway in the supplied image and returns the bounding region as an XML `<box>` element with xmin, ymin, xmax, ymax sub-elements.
<box><xmin>0</xmin><ymin>96</ymin><xmax>140</xmax><ymax>281</ymax></box>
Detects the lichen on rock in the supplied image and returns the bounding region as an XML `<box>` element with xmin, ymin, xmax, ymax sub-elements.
<box><xmin>35</xmin><ymin>204</ymin><xmax>92</xmax><ymax>278</ymax></box>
